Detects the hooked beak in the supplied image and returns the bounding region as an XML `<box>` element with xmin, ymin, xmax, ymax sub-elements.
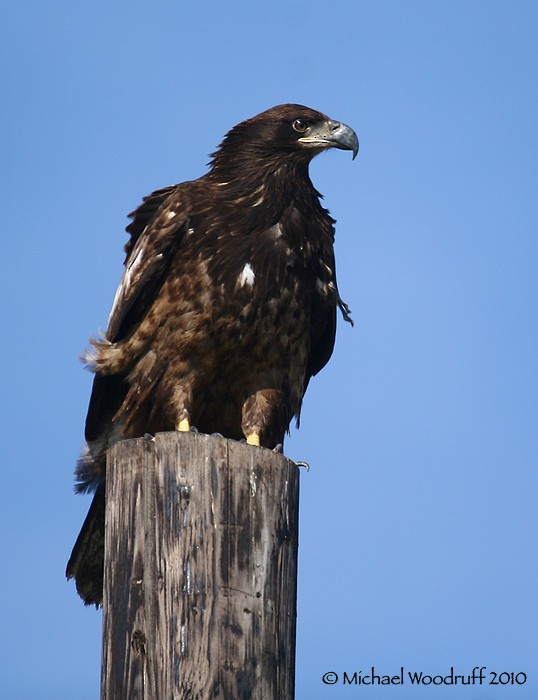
<box><xmin>298</xmin><ymin>118</ymin><xmax>359</xmax><ymax>159</ymax></box>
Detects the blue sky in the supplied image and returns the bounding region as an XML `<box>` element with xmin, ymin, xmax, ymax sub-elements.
<box><xmin>1</xmin><ymin>2</ymin><xmax>537</xmax><ymax>698</ymax></box>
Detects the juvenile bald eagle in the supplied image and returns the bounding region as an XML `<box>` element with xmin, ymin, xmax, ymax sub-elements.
<box><xmin>67</xmin><ymin>104</ymin><xmax>358</xmax><ymax>605</ymax></box>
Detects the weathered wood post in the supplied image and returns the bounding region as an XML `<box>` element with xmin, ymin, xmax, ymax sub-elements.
<box><xmin>101</xmin><ymin>431</ymin><xmax>299</xmax><ymax>699</ymax></box>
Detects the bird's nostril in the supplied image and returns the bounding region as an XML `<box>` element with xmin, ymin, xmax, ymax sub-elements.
<box><xmin>329</xmin><ymin>120</ymin><xmax>341</xmax><ymax>132</ymax></box>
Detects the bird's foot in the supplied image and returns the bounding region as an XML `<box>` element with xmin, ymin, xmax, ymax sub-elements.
<box><xmin>177</xmin><ymin>418</ymin><xmax>190</xmax><ymax>432</ymax></box>
<box><xmin>273</xmin><ymin>443</ymin><xmax>283</xmax><ymax>453</ymax></box>
<box><xmin>246</xmin><ymin>433</ymin><xmax>260</xmax><ymax>447</ymax></box>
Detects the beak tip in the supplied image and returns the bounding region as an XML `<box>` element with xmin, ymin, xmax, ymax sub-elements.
<box><xmin>351</xmin><ymin>135</ymin><xmax>359</xmax><ymax>160</ymax></box>
<box><xmin>332</xmin><ymin>121</ymin><xmax>358</xmax><ymax>160</ymax></box>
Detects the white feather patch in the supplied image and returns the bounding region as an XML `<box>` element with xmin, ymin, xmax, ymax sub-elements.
<box><xmin>238</xmin><ymin>262</ymin><xmax>255</xmax><ymax>287</ymax></box>
<box><xmin>267</xmin><ymin>222</ymin><xmax>283</xmax><ymax>239</ymax></box>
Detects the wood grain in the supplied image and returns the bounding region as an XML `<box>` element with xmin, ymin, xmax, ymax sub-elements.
<box><xmin>101</xmin><ymin>431</ymin><xmax>299</xmax><ymax>699</ymax></box>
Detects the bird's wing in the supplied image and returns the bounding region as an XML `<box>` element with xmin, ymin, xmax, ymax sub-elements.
<box><xmin>305</xmin><ymin>227</ymin><xmax>352</xmax><ymax>382</ymax></box>
<box><xmin>308</xmin><ymin>300</ymin><xmax>337</xmax><ymax>379</ymax></box>
<box><xmin>106</xmin><ymin>186</ymin><xmax>188</xmax><ymax>342</ymax></box>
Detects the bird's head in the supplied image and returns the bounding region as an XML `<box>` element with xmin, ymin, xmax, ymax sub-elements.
<box><xmin>209</xmin><ymin>104</ymin><xmax>358</xmax><ymax>178</ymax></box>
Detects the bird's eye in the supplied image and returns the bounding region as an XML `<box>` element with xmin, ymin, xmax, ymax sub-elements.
<box><xmin>292</xmin><ymin>119</ymin><xmax>309</xmax><ymax>133</ymax></box>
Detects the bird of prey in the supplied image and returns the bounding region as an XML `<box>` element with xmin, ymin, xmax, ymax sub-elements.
<box><xmin>67</xmin><ymin>104</ymin><xmax>358</xmax><ymax>605</ymax></box>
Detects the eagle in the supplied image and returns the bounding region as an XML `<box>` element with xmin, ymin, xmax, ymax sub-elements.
<box><xmin>67</xmin><ymin>104</ymin><xmax>358</xmax><ymax>605</ymax></box>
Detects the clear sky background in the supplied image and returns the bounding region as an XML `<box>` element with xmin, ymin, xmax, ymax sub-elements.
<box><xmin>1</xmin><ymin>2</ymin><xmax>537</xmax><ymax>698</ymax></box>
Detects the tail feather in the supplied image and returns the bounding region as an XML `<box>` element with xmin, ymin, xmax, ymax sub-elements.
<box><xmin>66</xmin><ymin>483</ymin><xmax>105</xmax><ymax>607</ymax></box>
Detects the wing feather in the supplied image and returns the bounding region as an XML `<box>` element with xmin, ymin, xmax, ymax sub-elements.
<box><xmin>106</xmin><ymin>187</ymin><xmax>188</xmax><ymax>342</ymax></box>
<box><xmin>124</xmin><ymin>185</ymin><xmax>178</xmax><ymax>258</ymax></box>
<box><xmin>305</xmin><ymin>219</ymin><xmax>352</xmax><ymax>384</ymax></box>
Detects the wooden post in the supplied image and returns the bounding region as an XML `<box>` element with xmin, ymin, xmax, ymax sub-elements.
<box><xmin>101</xmin><ymin>431</ymin><xmax>299</xmax><ymax>700</ymax></box>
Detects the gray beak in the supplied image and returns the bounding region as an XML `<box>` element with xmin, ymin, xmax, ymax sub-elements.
<box><xmin>298</xmin><ymin>118</ymin><xmax>359</xmax><ymax>159</ymax></box>
<box><xmin>325</xmin><ymin>120</ymin><xmax>359</xmax><ymax>159</ymax></box>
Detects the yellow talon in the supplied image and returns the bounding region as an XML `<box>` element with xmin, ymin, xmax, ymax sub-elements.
<box><xmin>246</xmin><ymin>433</ymin><xmax>260</xmax><ymax>447</ymax></box>
<box><xmin>177</xmin><ymin>418</ymin><xmax>190</xmax><ymax>432</ymax></box>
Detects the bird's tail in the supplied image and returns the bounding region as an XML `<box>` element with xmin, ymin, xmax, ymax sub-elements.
<box><xmin>66</xmin><ymin>482</ymin><xmax>105</xmax><ymax>607</ymax></box>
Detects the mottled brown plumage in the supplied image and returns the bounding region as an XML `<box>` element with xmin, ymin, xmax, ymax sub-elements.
<box><xmin>67</xmin><ymin>104</ymin><xmax>358</xmax><ymax>605</ymax></box>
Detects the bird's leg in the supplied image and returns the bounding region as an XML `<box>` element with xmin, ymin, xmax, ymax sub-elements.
<box><xmin>171</xmin><ymin>377</ymin><xmax>193</xmax><ymax>433</ymax></box>
<box><xmin>172</xmin><ymin>375</ymin><xmax>196</xmax><ymax>433</ymax></box>
<box><xmin>241</xmin><ymin>389</ymin><xmax>287</xmax><ymax>449</ymax></box>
